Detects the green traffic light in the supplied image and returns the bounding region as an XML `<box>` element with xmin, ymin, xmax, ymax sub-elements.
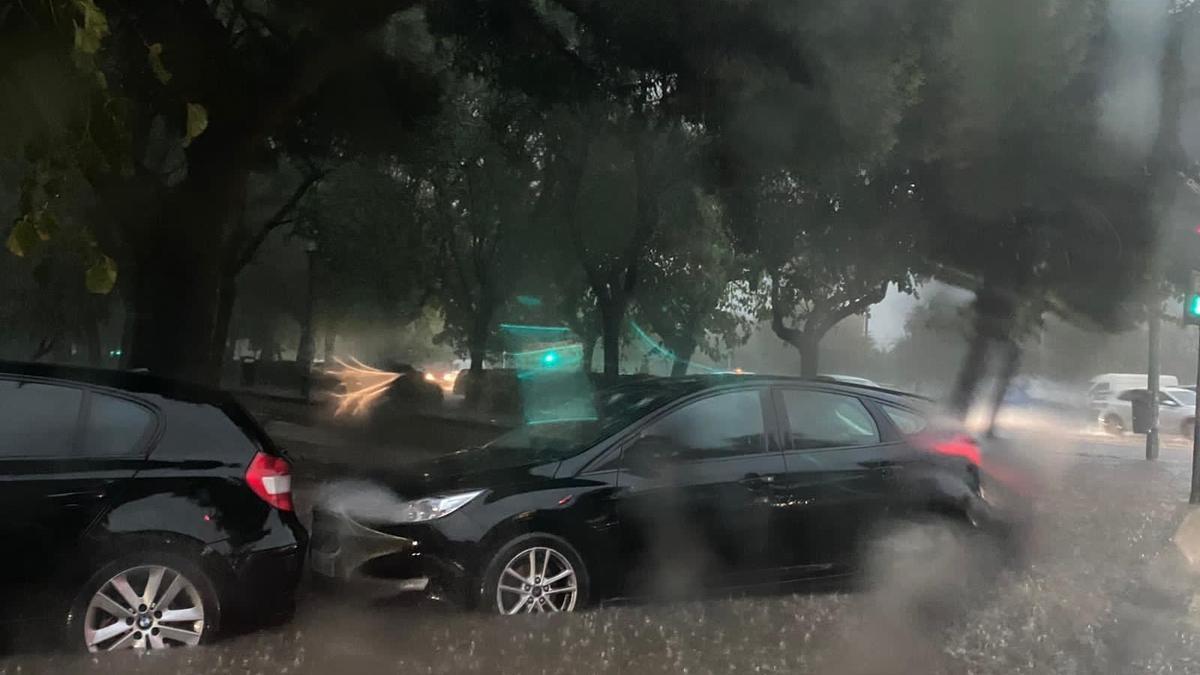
<box><xmin>1190</xmin><ymin>294</ymin><xmax>1200</xmax><ymax>317</ymax></box>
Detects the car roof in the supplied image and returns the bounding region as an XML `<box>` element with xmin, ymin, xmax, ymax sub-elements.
<box><xmin>606</xmin><ymin>373</ymin><xmax>931</xmax><ymax>406</ymax></box>
<box><xmin>0</xmin><ymin>360</ymin><xmax>234</xmax><ymax>405</ymax></box>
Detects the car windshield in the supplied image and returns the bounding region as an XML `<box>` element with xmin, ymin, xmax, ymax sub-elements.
<box><xmin>481</xmin><ymin>383</ymin><xmax>699</xmax><ymax>459</ymax></box>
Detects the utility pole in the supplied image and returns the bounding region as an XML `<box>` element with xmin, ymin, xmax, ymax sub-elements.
<box><xmin>1147</xmin><ymin>301</ymin><xmax>1161</xmax><ymax>460</ymax></box>
<box><xmin>1186</xmin><ymin>273</ymin><xmax>1200</xmax><ymax>502</ymax></box>
<box><xmin>1193</xmin><ymin>328</ymin><xmax>1200</xmax><ymax>504</ymax></box>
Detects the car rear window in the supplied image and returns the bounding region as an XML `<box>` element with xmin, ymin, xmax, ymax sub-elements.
<box><xmin>880</xmin><ymin>404</ymin><xmax>927</xmax><ymax>435</ymax></box>
<box><xmin>84</xmin><ymin>393</ymin><xmax>155</xmax><ymax>457</ymax></box>
<box><xmin>0</xmin><ymin>379</ymin><xmax>82</xmax><ymax>458</ymax></box>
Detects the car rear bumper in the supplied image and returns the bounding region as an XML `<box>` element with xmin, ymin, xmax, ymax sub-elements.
<box><xmin>224</xmin><ymin>515</ymin><xmax>308</xmax><ymax>621</ymax></box>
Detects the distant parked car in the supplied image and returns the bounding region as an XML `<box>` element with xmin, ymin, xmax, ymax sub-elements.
<box><xmin>0</xmin><ymin>361</ymin><xmax>306</xmax><ymax>652</ymax></box>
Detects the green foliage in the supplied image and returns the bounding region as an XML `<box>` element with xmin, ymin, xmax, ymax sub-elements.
<box><xmin>84</xmin><ymin>251</ymin><xmax>117</xmax><ymax>294</ymax></box>
<box><xmin>147</xmin><ymin>43</ymin><xmax>172</xmax><ymax>84</ymax></box>
<box><xmin>636</xmin><ymin>174</ymin><xmax>749</xmax><ymax>369</ymax></box>
<box><xmin>71</xmin><ymin>0</ymin><xmax>109</xmax><ymax>56</ymax></box>
<box><xmin>183</xmin><ymin>103</ymin><xmax>208</xmax><ymax>147</ymax></box>
<box><xmin>3</xmin><ymin>0</ymin><xmax>126</xmax><ymax>292</ymax></box>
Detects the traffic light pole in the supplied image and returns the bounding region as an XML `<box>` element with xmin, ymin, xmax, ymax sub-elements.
<box><xmin>1192</xmin><ymin>327</ymin><xmax>1200</xmax><ymax>504</ymax></box>
<box><xmin>1147</xmin><ymin>306</ymin><xmax>1161</xmax><ymax>460</ymax></box>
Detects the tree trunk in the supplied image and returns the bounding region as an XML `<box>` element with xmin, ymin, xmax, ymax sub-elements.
<box><xmin>666</xmin><ymin>337</ymin><xmax>697</xmax><ymax>377</ymax></box>
<box><xmin>465</xmin><ymin>303</ymin><xmax>494</xmax><ymax>407</ymax></box>
<box><xmin>118</xmin><ymin>293</ymin><xmax>135</xmax><ymax>369</ymax></box>
<box><xmin>297</xmin><ymin>250</ymin><xmax>318</xmax><ymax>400</ymax></box>
<box><xmin>950</xmin><ymin>331</ymin><xmax>991</xmax><ymax>417</ymax></box>
<box><xmin>950</xmin><ymin>282</ymin><xmax>1012</xmax><ymax>417</ymax></box>
<box><xmin>798</xmin><ymin>334</ymin><xmax>820</xmax><ymax>378</ymax></box>
<box><xmin>124</xmin><ymin>137</ymin><xmax>249</xmax><ymax>384</ymax></box>
<box><xmin>581</xmin><ymin>335</ymin><xmax>597</xmax><ymax>373</ymax></box>
<box><xmin>598</xmin><ymin>299</ymin><xmax>625</xmax><ymax>381</ymax></box>
<box><xmin>985</xmin><ymin>339</ymin><xmax>1022</xmax><ymax>438</ymax></box>
<box><xmin>210</xmin><ymin>271</ymin><xmax>237</xmax><ymax>377</ymax></box>
<box><xmin>323</xmin><ymin>329</ymin><xmax>337</xmax><ymax>362</ymax></box>
<box><xmin>84</xmin><ymin>319</ymin><xmax>102</xmax><ymax>367</ymax></box>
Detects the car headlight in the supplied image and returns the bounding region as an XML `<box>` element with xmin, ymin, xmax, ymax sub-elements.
<box><xmin>396</xmin><ymin>490</ymin><xmax>485</xmax><ymax>523</ymax></box>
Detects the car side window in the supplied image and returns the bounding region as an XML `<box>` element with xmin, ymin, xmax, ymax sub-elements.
<box><xmin>779</xmin><ymin>389</ymin><xmax>879</xmax><ymax>450</ymax></box>
<box><xmin>880</xmin><ymin>404</ymin><xmax>927</xmax><ymax>435</ymax></box>
<box><xmin>84</xmin><ymin>394</ymin><xmax>155</xmax><ymax>457</ymax></box>
<box><xmin>0</xmin><ymin>379</ymin><xmax>83</xmax><ymax>458</ymax></box>
<box><xmin>632</xmin><ymin>390</ymin><xmax>765</xmax><ymax>461</ymax></box>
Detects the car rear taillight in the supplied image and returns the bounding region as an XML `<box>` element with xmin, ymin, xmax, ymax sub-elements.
<box><xmin>245</xmin><ymin>452</ymin><xmax>294</xmax><ymax>511</ymax></box>
<box><xmin>919</xmin><ymin>433</ymin><xmax>982</xmax><ymax>466</ymax></box>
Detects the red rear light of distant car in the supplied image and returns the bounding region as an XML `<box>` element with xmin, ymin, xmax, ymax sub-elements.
<box><xmin>245</xmin><ymin>452</ymin><xmax>293</xmax><ymax>511</ymax></box>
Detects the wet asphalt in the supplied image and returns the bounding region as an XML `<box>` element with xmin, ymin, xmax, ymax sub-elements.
<box><xmin>5</xmin><ymin>431</ymin><xmax>1200</xmax><ymax>674</ymax></box>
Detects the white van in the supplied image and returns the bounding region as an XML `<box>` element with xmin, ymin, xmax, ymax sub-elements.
<box><xmin>1088</xmin><ymin>373</ymin><xmax>1182</xmax><ymax>433</ymax></box>
<box><xmin>1089</xmin><ymin>373</ymin><xmax>1178</xmax><ymax>401</ymax></box>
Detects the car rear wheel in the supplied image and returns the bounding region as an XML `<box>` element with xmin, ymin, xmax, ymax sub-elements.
<box><xmin>478</xmin><ymin>534</ymin><xmax>589</xmax><ymax>615</ymax></box>
<box><xmin>1183</xmin><ymin>418</ymin><xmax>1195</xmax><ymax>439</ymax></box>
<box><xmin>68</xmin><ymin>552</ymin><xmax>220</xmax><ymax>653</ymax></box>
<box><xmin>1102</xmin><ymin>414</ymin><xmax>1125</xmax><ymax>435</ymax></box>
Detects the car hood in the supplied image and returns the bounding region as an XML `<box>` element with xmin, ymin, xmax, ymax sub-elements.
<box><xmin>369</xmin><ymin>446</ymin><xmax>561</xmax><ymax>497</ymax></box>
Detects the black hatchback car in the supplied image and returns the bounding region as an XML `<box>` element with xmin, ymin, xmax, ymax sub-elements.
<box><xmin>0</xmin><ymin>361</ymin><xmax>307</xmax><ymax>652</ymax></box>
<box><xmin>312</xmin><ymin>376</ymin><xmax>1028</xmax><ymax>614</ymax></box>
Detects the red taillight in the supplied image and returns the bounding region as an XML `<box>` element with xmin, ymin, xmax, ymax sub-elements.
<box><xmin>245</xmin><ymin>452</ymin><xmax>293</xmax><ymax>511</ymax></box>
<box><xmin>916</xmin><ymin>433</ymin><xmax>982</xmax><ymax>466</ymax></box>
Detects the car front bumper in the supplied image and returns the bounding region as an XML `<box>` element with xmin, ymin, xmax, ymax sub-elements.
<box><xmin>309</xmin><ymin>508</ymin><xmax>470</xmax><ymax>595</ymax></box>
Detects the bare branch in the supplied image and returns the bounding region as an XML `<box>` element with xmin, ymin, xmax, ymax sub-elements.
<box><xmin>232</xmin><ymin>167</ymin><xmax>327</xmax><ymax>273</ymax></box>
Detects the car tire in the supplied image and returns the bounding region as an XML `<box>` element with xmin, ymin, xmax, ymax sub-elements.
<box><xmin>477</xmin><ymin>533</ymin><xmax>589</xmax><ymax>615</ymax></box>
<box><xmin>1183</xmin><ymin>418</ymin><xmax>1195</xmax><ymax>439</ymax></box>
<box><xmin>1102</xmin><ymin>414</ymin><xmax>1125</xmax><ymax>435</ymax></box>
<box><xmin>66</xmin><ymin>550</ymin><xmax>221</xmax><ymax>653</ymax></box>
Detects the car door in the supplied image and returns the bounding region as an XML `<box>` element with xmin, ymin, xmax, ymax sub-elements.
<box><xmin>769</xmin><ymin>387</ymin><xmax>901</xmax><ymax>572</ymax></box>
<box><xmin>0</xmin><ymin>380</ymin><xmax>150</xmax><ymax>624</ymax></box>
<box><xmin>615</xmin><ymin>387</ymin><xmax>787</xmax><ymax>595</ymax></box>
<box><xmin>1158</xmin><ymin>391</ymin><xmax>1188</xmax><ymax>433</ymax></box>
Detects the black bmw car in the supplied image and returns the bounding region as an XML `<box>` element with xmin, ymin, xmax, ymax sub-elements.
<box><xmin>311</xmin><ymin>376</ymin><xmax>1028</xmax><ymax>614</ymax></box>
<box><xmin>0</xmin><ymin>361</ymin><xmax>307</xmax><ymax>652</ymax></box>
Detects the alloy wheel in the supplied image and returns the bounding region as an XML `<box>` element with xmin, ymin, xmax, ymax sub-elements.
<box><xmin>495</xmin><ymin>546</ymin><xmax>578</xmax><ymax>614</ymax></box>
<box><xmin>83</xmin><ymin>565</ymin><xmax>206</xmax><ymax>652</ymax></box>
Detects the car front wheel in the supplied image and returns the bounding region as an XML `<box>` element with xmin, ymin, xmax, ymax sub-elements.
<box><xmin>479</xmin><ymin>534</ymin><xmax>589</xmax><ymax>615</ymax></box>
<box><xmin>68</xmin><ymin>551</ymin><xmax>220</xmax><ymax>653</ymax></box>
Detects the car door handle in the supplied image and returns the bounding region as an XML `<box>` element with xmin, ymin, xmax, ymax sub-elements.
<box><xmin>739</xmin><ymin>474</ymin><xmax>775</xmax><ymax>489</ymax></box>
